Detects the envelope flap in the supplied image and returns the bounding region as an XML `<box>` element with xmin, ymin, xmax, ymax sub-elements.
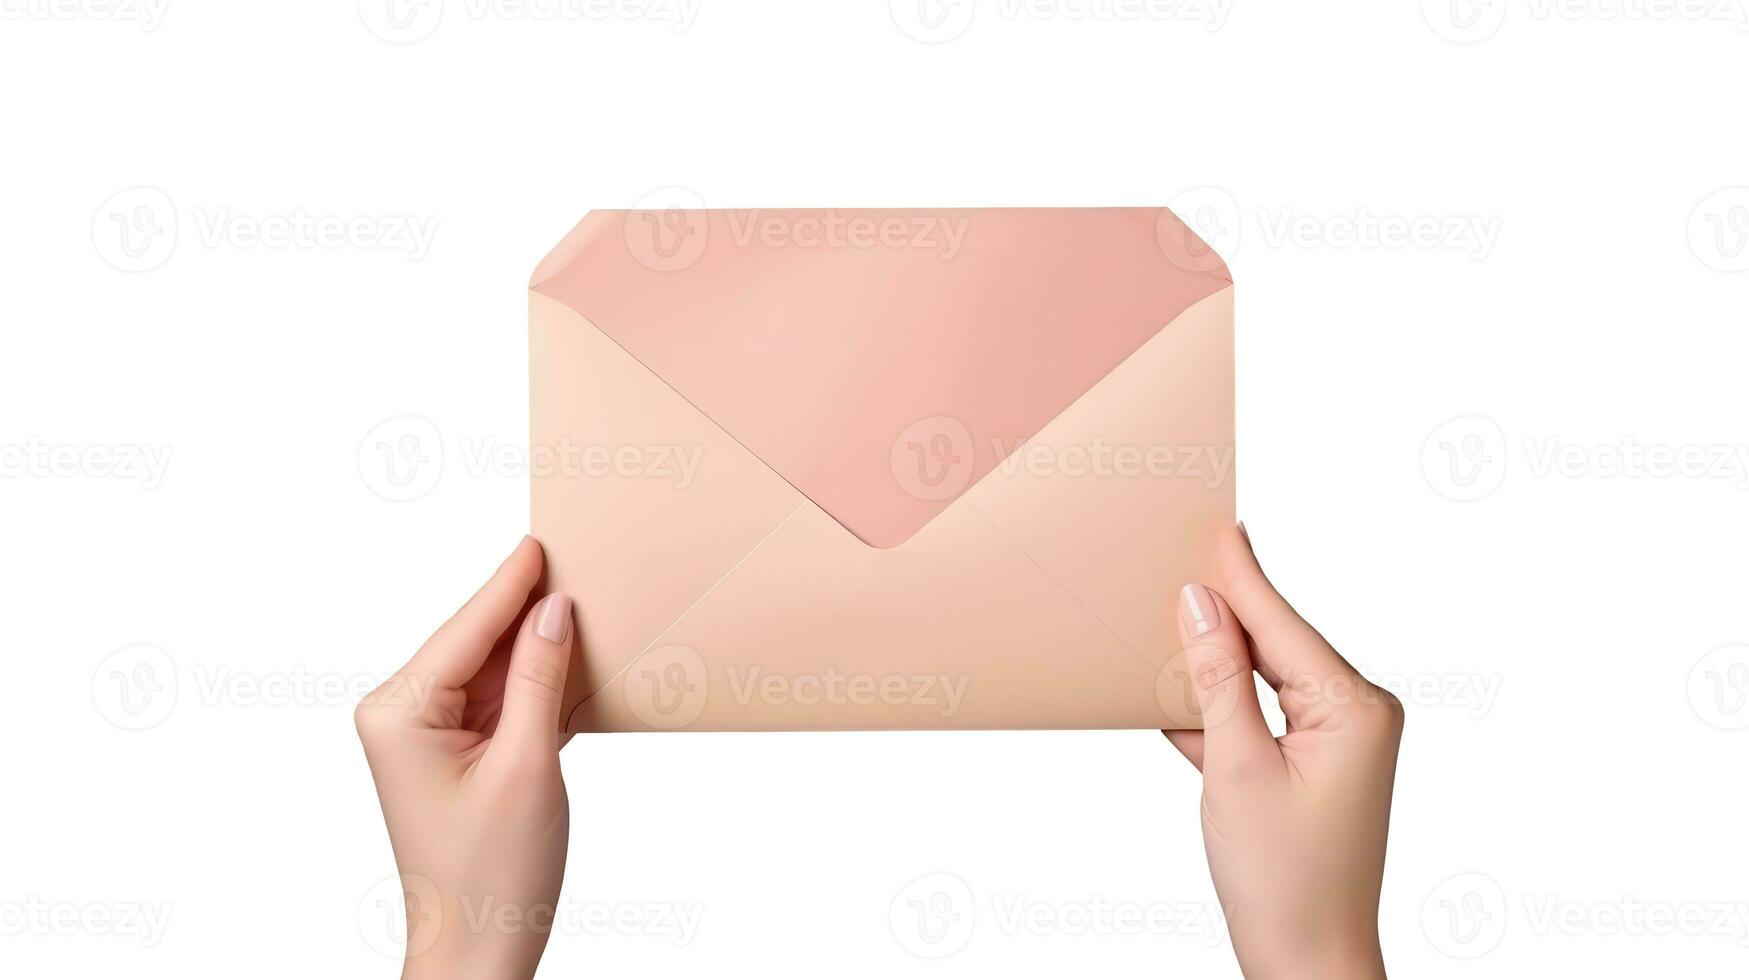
<box><xmin>530</xmin><ymin>207</ymin><xmax>1230</xmax><ymax>548</ymax></box>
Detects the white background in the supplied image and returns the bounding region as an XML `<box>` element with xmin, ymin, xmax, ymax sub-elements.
<box><xmin>3</xmin><ymin>1</ymin><xmax>1748</xmax><ymax>977</ymax></box>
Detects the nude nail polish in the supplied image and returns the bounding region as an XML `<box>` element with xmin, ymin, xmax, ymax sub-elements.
<box><xmin>1179</xmin><ymin>583</ymin><xmax>1219</xmax><ymax>637</ymax></box>
<box><xmin>533</xmin><ymin>594</ymin><xmax>572</xmax><ymax>644</ymax></box>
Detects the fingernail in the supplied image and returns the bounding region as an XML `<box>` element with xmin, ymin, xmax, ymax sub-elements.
<box><xmin>1179</xmin><ymin>583</ymin><xmax>1219</xmax><ymax>637</ymax></box>
<box><xmin>533</xmin><ymin>593</ymin><xmax>572</xmax><ymax>644</ymax></box>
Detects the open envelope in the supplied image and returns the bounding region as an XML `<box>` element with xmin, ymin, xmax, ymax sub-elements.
<box><xmin>529</xmin><ymin>207</ymin><xmax>1233</xmax><ymax>732</ymax></box>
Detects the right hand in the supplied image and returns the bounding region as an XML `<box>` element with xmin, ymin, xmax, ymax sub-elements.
<box><xmin>1164</xmin><ymin>524</ymin><xmax>1404</xmax><ymax>980</ymax></box>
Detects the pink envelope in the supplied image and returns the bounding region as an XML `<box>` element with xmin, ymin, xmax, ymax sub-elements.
<box><xmin>529</xmin><ymin>207</ymin><xmax>1233</xmax><ymax>731</ymax></box>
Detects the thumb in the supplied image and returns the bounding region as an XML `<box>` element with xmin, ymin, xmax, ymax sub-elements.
<box><xmin>489</xmin><ymin>592</ymin><xmax>574</xmax><ymax>758</ymax></box>
<box><xmin>1175</xmin><ymin>583</ymin><xmax>1279</xmax><ymax>777</ymax></box>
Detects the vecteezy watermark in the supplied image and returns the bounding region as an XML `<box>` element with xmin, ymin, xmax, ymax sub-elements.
<box><xmin>1422</xmin><ymin>414</ymin><xmax>1749</xmax><ymax>502</ymax></box>
<box><xmin>723</xmin><ymin>666</ymin><xmax>970</xmax><ymax>717</ymax></box>
<box><xmin>889</xmin><ymin>873</ymin><xmax>978</xmax><ymax>958</ymax></box>
<box><xmin>623</xmin><ymin>644</ymin><xmax>711</xmax><ymax>730</ymax></box>
<box><xmin>91</xmin><ymin>644</ymin><xmax>179</xmax><ymax>731</ymax></box>
<box><xmin>1361</xmin><ymin>669</ymin><xmax>1502</xmax><ymax>719</ymax></box>
<box><xmin>1420</xmin><ymin>0</ymin><xmax>1509</xmax><ymax>42</ymax></box>
<box><xmin>1159</xmin><ymin>186</ymin><xmax>1502</xmax><ymax>270</ymax></box>
<box><xmin>0</xmin><ymin>0</ymin><xmax>169</xmax><ymax>30</ymax></box>
<box><xmin>1421</xmin><ymin>415</ymin><xmax>1508</xmax><ymax>502</ymax></box>
<box><xmin>458</xmin><ymin>896</ymin><xmax>703</xmax><ymax>947</ymax></box>
<box><xmin>889</xmin><ymin>0</ymin><xmax>1232</xmax><ymax>44</ymax></box>
<box><xmin>0</xmin><ymin>438</ymin><xmax>173</xmax><ymax>489</ymax></box>
<box><xmin>618</xmin><ymin>188</ymin><xmax>975</xmax><ymax>273</ymax></box>
<box><xmin>1154</xmin><ymin>655</ymin><xmax>1496</xmax><ymax>722</ymax></box>
<box><xmin>890</xmin><ymin>416</ymin><xmax>977</xmax><ymax>502</ymax></box>
<box><xmin>1423</xmin><ymin>0</ymin><xmax>1749</xmax><ymax>43</ymax></box>
<box><xmin>357</xmin><ymin>873</ymin><xmax>702</xmax><ymax>959</ymax></box>
<box><xmin>1154</xmin><ymin>642</ymin><xmax>1248</xmax><ymax>728</ymax></box>
<box><xmin>1517</xmin><ymin>435</ymin><xmax>1749</xmax><ymax>485</ymax></box>
<box><xmin>357</xmin><ymin>0</ymin><xmax>701</xmax><ymax>44</ymax></box>
<box><xmin>888</xmin><ymin>416</ymin><xmax>1235</xmax><ymax>503</ymax></box>
<box><xmin>1422</xmin><ymin>872</ymin><xmax>1749</xmax><ymax>957</ymax></box>
<box><xmin>91</xmin><ymin>186</ymin><xmax>177</xmax><ymax>273</ymax></box>
<box><xmin>620</xmin><ymin>185</ymin><xmax>710</xmax><ymax>272</ymax></box>
<box><xmin>619</xmin><ymin>645</ymin><xmax>972</xmax><ymax>730</ymax></box>
<box><xmin>888</xmin><ymin>872</ymin><xmax>1229</xmax><ymax>958</ymax></box>
<box><xmin>1256</xmin><ymin>206</ymin><xmax>1501</xmax><ymax>260</ymax></box>
<box><xmin>1158</xmin><ymin>186</ymin><xmax>1241</xmax><ymax>273</ymax></box>
<box><xmin>357</xmin><ymin>414</ymin><xmax>707</xmax><ymax>503</ymax></box>
<box><xmin>91</xmin><ymin>186</ymin><xmax>438</xmax><ymax>272</ymax></box>
<box><xmin>1421</xmin><ymin>872</ymin><xmax>1509</xmax><ymax>958</ymax></box>
<box><xmin>358</xmin><ymin>873</ymin><xmax>443</xmax><ymax>959</ymax></box>
<box><xmin>92</xmin><ymin>643</ymin><xmax>430</xmax><ymax>731</ymax></box>
<box><xmin>187</xmin><ymin>208</ymin><xmax>438</xmax><ymax>259</ymax></box>
<box><xmin>1161</xmin><ymin>187</ymin><xmax>1504</xmax><ymax>269</ymax></box>
<box><xmin>990</xmin><ymin>439</ymin><xmax>1234</xmax><ymax>488</ymax></box>
<box><xmin>985</xmin><ymin>894</ymin><xmax>1229</xmax><ymax>945</ymax></box>
<box><xmin>1688</xmin><ymin>187</ymin><xmax>1749</xmax><ymax>273</ymax></box>
<box><xmin>723</xmin><ymin>210</ymin><xmax>970</xmax><ymax>260</ymax></box>
<box><xmin>0</xmin><ymin>897</ymin><xmax>173</xmax><ymax>947</ymax></box>
<box><xmin>1688</xmin><ymin>644</ymin><xmax>1749</xmax><ymax>731</ymax></box>
<box><xmin>1520</xmin><ymin>894</ymin><xmax>1749</xmax><ymax>945</ymax></box>
<box><xmin>357</xmin><ymin>415</ymin><xmax>444</xmax><ymax>503</ymax></box>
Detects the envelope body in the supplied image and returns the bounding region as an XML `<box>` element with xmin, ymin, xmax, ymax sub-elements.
<box><xmin>529</xmin><ymin>207</ymin><xmax>1233</xmax><ymax>732</ymax></box>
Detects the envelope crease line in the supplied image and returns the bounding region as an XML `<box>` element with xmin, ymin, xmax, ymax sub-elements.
<box><xmin>563</xmin><ymin>502</ymin><xmax>807</xmax><ymax>729</ymax></box>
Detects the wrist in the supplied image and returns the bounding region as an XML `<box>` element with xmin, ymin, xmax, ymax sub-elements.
<box><xmin>402</xmin><ymin>946</ymin><xmax>538</xmax><ymax>980</ymax></box>
<box><xmin>1241</xmin><ymin>931</ymin><xmax>1385</xmax><ymax>980</ymax></box>
<box><xmin>399</xmin><ymin>916</ymin><xmax>545</xmax><ymax>980</ymax></box>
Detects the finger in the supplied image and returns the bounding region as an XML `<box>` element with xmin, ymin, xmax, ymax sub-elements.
<box><xmin>487</xmin><ymin>592</ymin><xmax>574</xmax><ymax>760</ymax></box>
<box><xmin>1177</xmin><ymin>583</ymin><xmax>1279</xmax><ymax>776</ymax></box>
<box><xmin>1162</xmin><ymin>729</ymin><xmax>1204</xmax><ymax>771</ymax></box>
<box><xmin>1217</xmin><ymin>523</ymin><xmax>1357</xmax><ymax>689</ymax></box>
<box><xmin>405</xmin><ymin>536</ymin><xmax>544</xmax><ymax>688</ymax></box>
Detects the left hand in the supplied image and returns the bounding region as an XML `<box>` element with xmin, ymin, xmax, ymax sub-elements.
<box><xmin>354</xmin><ymin>536</ymin><xmax>576</xmax><ymax>980</ymax></box>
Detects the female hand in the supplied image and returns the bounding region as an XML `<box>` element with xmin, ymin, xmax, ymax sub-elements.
<box><xmin>354</xmin><ymin>536</ymin><xmax>575</xmax><ymax>980</ymax></box>
<box><xmin>1165</xmin><ymin>525</ymin><xmax>1404</xmax><ymax>980</ymax></box>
